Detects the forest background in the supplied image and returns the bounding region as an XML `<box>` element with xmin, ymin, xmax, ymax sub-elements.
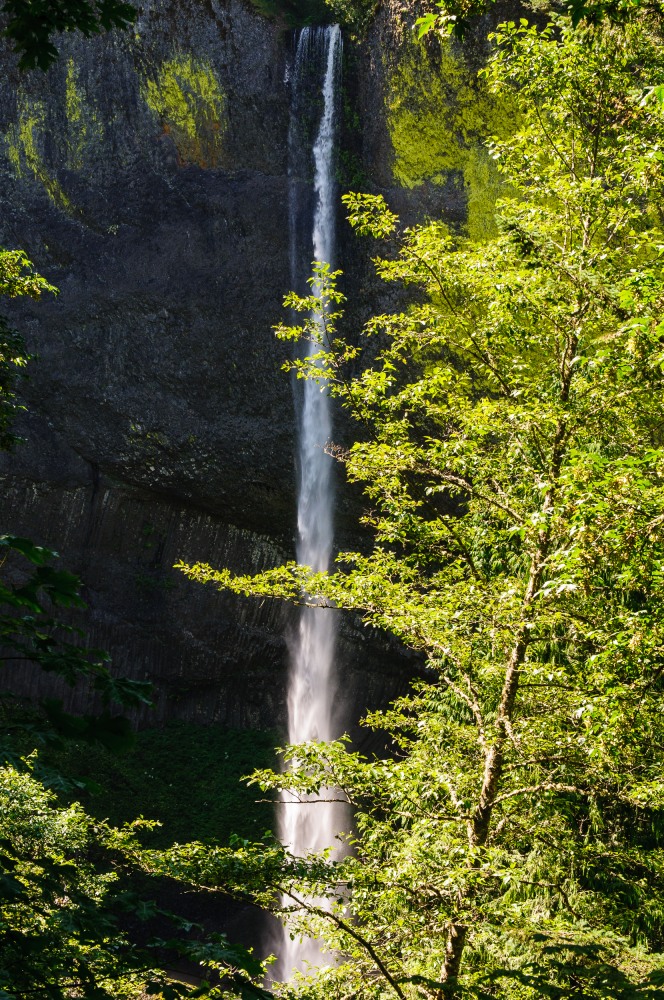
<box><xmin>2</xmin><ymin>0</ymin><xmax>664</xmax><ymax>997</ymax></box>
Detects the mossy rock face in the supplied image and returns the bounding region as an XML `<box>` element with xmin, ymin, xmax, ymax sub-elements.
<box><xmin>386</xmin><ymin>35</ymin><xmax>517</xmax><ymax>240</ymax></box>
<box><xmin>0</xmin><ymin>0</ymin><xmax>440</xmax><ymax>736</ymax></box>
<box><xmin>5</xmin><ymin>56</ymin><xmax>100</xmax><ymax>217</ymax></box>
<box><xmin>6</xmin><ymin>94</ymin><xmax>78</xmax><ymax>215</ymax></box>
<box><xmin>0</xmin><ymin>0</ymin><xmax>301</xmax><ymax>726</ymax></box>
<box><xmin>142</xmin><ymin>54</ymin><xmax>227</xmax><ymax>168</ymax></box>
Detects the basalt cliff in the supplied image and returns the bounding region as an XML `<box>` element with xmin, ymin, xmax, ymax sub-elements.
<box><xmin>0</xmin><ymin>0</ymin><xmax>509</xmax><ymax>731</ymax></box>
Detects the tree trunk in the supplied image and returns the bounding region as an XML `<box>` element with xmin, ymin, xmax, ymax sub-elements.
<box><xmin>440</xmin><ymin>922</ymin><xmax>468</xmax><ymax>994</ymax></box>
<box><xmin>438</xmin><ymin>323</ymin><xmax>580</xmax><ymax>988</ymax></box>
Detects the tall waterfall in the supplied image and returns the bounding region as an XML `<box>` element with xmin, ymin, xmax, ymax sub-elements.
<box><xmin>278</xmin><ymin>23</ymin><xmax>344</xmax><ymax>979</ymax></box>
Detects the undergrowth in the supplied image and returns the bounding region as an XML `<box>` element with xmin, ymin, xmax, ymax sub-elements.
<box><xmin>49</xmin><ymin>722</ymin><xmax>278</xmax><ymax>847</ymax></box>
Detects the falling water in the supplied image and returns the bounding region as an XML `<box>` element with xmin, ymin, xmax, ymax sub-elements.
<box><xmin>278</xmin><ymin>23</ymin><xmax>344</xmax><ymax>979</ymax></box>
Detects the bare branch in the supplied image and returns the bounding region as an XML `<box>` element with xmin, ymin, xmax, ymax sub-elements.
<box><xmin>281</xmin><ymin>889</ymin><xmax>407</xmax><ymax>1000</ymax></box>
<box><xmin>494</xmin><ymin>782</ymin><xmax>589</xmax><ymax>805</ymax></box>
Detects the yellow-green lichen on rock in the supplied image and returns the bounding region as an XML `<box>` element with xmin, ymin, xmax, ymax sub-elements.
<box><xmin>142</xmin><ymin>54</ymin><xmax>227</xmax><ymax>168</ymax></box>
<box><xmin>65</xmin><ymin>58</ymin><xmax>93</xmax><ymax>169</ymax></box>
<box><xmin>5</xmin><ymin>96</ymin><xmax>74</xmax><ymax>214</ymax></box>
<box><xmin>387</xmin><ymin>37</ymin><xmax>516</xmax><ymax>240</ymax></box>
<box><xmin>4</xmin><ymin>60</ymin><xmax>100</xmax><ymax>215</ymax></box>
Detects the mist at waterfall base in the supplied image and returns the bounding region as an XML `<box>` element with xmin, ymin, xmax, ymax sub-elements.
<box><xmin>272</xmin><ymin>24</ymin><xmax>348</xmax><ymax>982</ymax></box>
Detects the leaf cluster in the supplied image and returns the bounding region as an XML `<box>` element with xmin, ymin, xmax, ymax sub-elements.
<box><xmin>1</xmin><ymin>0</ymin><xmax>135</xmax><ymax>69</ymax></box>
<box><xmin>0</xmin><ymin>249</ymin><xmax>55</xmax><ymax>451</ymax></box>
<box><xmin>0</xmin><ymin>761</ymin><xmax>274</xmax><ymax>1000</ymax></box>
<box><xmin>415</xmin><ymin>0</ymin><xmax>664</xmax><ymax>44</ymax></box>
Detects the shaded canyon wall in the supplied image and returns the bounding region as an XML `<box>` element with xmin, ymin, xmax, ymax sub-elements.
<box><xmin>0</xmin><ymin>0</ymin><xmax>511</xmax><ymax>729</ymax></box>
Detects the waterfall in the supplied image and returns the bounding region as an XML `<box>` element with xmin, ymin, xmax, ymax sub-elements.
<box><xmin>277</xmin><ymin>23</ymin><xmax>344</xmax><ymax>979</ymax></box>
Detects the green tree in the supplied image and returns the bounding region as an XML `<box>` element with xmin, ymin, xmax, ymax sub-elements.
<box><xmin>174</xmin><ymin>15</ymin><xmax>664</xmax><ymax>998</ymax></box>
<box><xmin>0</xmin><ymin>761</ymin><xmax>273</xmax><ymax>1000</ymax></box>
<box><xmin>0</xmin><ymin>762</ymin><xmax>161</xmax><ymax>999</ymax></box>
<box><xmin>414</xmin><ymin>0</ymin><xmax>664</xmax><ymax>42</ymax></box>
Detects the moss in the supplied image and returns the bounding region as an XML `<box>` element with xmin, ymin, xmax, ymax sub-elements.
<box><xmin>386</xmin><ymin>38</ymin><xmax>517</xmax><ymax>239</ymax></box>
<box><xmin>337</xmin><ymin>147</ymin><xmax>368</xmax><ymax>189</ymax></box>
<box><xmin>6</xmin><ymin>132</ymin><xmax>21</xmax><ymax>175</ymax></box>
<box><xmin>65</xmin><ymin>60</ymin><xmax>84</xmax><ymax>133</ymax></box>
<box><xmin>142</xmin><ymin>54</ymin><xmax>227</xmax><ymax>168</ymax></box>
<box><xmin>64</xmin><ymin>58</ymin><xmax>91</xmax><ymax>169</ymax></box>
<box><xmin>5</xmin><ymin>97</ymin><xmax>74</xmax><ymax>214</ymax></box>
<box><xmin>462</xmin><ymin>145</ymin><xmax>505</xmax><ymax>242</ymax></box>
<box><xmin>4</xmin><ymin>61</ymin><xmax>100</xmax><ymax>212</ymax></box>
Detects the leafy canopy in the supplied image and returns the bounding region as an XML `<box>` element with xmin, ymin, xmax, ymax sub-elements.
<box><xmin>414</xmin><ymin>0</ymin><xmax>664</xmax><ymax>42</ymax></box>
<box><xmin>177</xmin><ymin>14</ymin><xmax>664</xmax><ymax>998</ymax></box>
<box><xmin>0</xmin><ymin>760</ymin><xmax>274</xmax><ymax>1000</ymax></box>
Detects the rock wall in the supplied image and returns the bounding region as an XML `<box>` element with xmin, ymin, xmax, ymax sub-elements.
<box><xmin>0</xmin><ymin>0</ymin><xmax>509</xmax><ymax>731</ymax></box>
<box><xmin>1</xmin><ymin>0</ymin><xmax>295</xmax><ymax>536</ymax></box>
<box><xmin>0</xmin><ymin>0</ymin><xmax>305</xmax><ymax>728</ymax></box>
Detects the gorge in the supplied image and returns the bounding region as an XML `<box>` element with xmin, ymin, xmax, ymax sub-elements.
<box><xmin>0</xmin><ymin>0</ymin><xmax>507</xmax><ymax>969</ymax></box>
<box><xmin>2</xmin><ymin>1</ymin><xmax>662</xmax><ymax>996</ymax></box>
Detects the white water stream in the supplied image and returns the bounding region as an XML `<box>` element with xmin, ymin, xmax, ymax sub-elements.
<box><xmin>278</xmin><ymin>23</ymin><xmax>345</xmax><ymax>979</ymax></box>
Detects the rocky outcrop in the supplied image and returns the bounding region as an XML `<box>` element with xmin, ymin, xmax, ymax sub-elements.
<box><xmin>1</xmin><ymin>0</ymin><xmax>295</xmax><ymax>534</ymax></box>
